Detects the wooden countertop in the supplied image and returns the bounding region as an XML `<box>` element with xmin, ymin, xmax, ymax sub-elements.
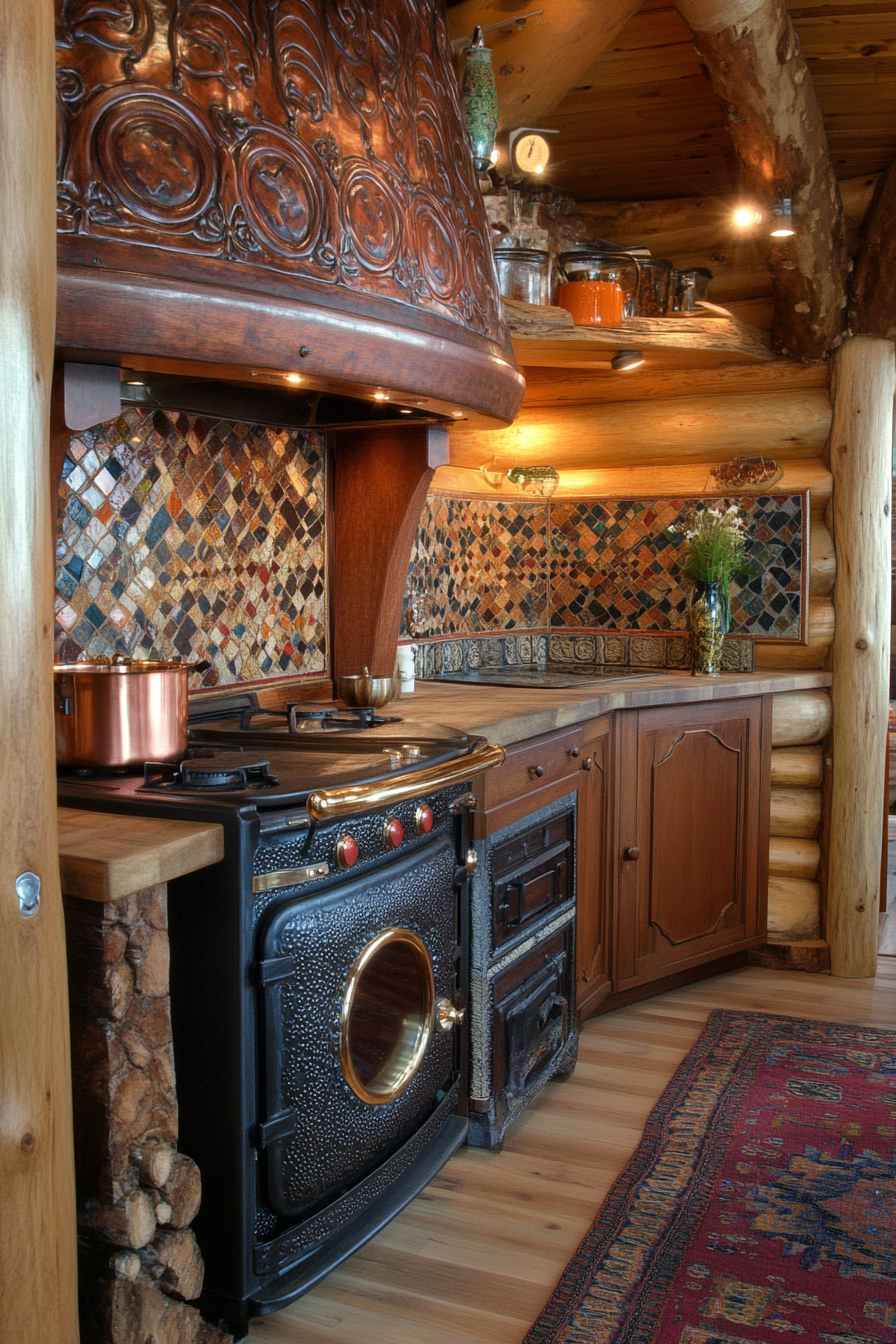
<box><xmin>57</xmin><ymin>808</ymin><xmax>225</xmax><ymax>903</ymax></box>
<box><xmin>399</xmin><ymin>670</ymin><xmax>832</xmax><ymax>746</ymax></box>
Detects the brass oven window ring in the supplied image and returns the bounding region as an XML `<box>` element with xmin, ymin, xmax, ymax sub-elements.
<box><xmin>339</xmin><ymin>928</ymin><xmax>436</xmax><ymax>1106</ymax></box>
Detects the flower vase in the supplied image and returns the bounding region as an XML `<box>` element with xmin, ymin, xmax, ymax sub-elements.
<box><xmin>688</xmin><ymin>579</ymin><xmax>726</xmax><ymax>675</ymax></box>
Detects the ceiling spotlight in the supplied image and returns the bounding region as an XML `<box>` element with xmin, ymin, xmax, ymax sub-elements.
<box><xmin>285</xmin><ymin>373</ymin><xmax>302</xmax><ymax>384</ymax></box>
<box><xmin>450</xmin><ymin>410</ymin><xmax>464</xmax><ymax>418</ymax></box>
<box><xmin>770</xmin><ymin>197</ymin><xmax>796</xmax><ymax>238</ymax></box>
<box><xmin>399</xmin><ymin>408</ymin><xmax>413</xmax><ymax>414</ymax></box>
<box><xmin>733</xmin><ymin>205</ymin><xmax>762</xmax><ymax>228</ymax></box>
<box><xmin>373</xmin><ymin>391</ymin><xmax>389</xmax><ymax>401</ymax></box>
<box><xmin>125</xmin><ymin>378</ymin><xmax>144</xmax><ymax>386</ymax></box>
<box><xmin>611</xmin><ymin>349</ymin><xmax>645</xmax><ymax>373</ymax></box>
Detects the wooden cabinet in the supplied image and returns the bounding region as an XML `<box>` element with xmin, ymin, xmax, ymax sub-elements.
<box><xmin>476</xmin><ymin>694</ymin><xmax>771</xmax><ymax>1025</ymax></box>
<box><xmin>613</xmin><ymin>698</ymin><xmax>771</xmax><ymax>992</ymax></box>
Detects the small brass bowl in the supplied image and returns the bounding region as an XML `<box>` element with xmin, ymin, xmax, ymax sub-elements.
<box><xmin>335</xmin><ymin>673</ymin><xmax>401</xmax><ymax>708</ymax></box>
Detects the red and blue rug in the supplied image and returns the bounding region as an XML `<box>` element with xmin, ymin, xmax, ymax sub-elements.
<box><xmin>525</xmin><ymin>1009</ymin><xmax>896</xmax><ymax>1344</ymax></box>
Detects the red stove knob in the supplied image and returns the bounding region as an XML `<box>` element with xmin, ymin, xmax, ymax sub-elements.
<box><xmin>415</xmin><ymin>804</ymin><xmax>434</xmax><ymax>835</ymax></box>
<box><xmin>383</xmin><ymin>817</ymin><xmax>404</xmax><ymax>849</ymax></box>
<box><xmin>335</xmin><ymin>835</ymin><xmax>359</xmax><ymax>868</ymax></box>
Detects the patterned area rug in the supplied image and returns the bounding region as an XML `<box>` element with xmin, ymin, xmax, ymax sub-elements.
<box><xmin>525</xmin><ymin>1010</ymin><xmax>896</xmax><ymax>1344</ymax></box>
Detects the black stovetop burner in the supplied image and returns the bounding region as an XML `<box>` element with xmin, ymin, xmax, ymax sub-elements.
<box><xmin>142</xmin><ymin>752</ymin><xmax>279</xmax><ymax>793</ymax></box>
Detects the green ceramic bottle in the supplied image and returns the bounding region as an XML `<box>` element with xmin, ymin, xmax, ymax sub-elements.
<box><xmin>689</xmin><ymin>579</ymin><xmax>726</xmax><ymax>675</ymax></box>
<box><xmin>461</xmin><ymin>27</ymin><xmax>498</xmax><ymax>173</ymax></box>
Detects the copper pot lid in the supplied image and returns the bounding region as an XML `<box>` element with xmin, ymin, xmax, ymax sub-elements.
<box><xmin>54</xmin><ymin>656</ymin><xmax>211</xmax><ymax>674</ymax></box>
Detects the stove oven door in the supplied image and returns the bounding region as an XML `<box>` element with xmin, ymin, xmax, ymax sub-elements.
<box><xmin>254</xmin><ymin>832</ymin><xmax>462</xmax><ymax>1247</ymax></box>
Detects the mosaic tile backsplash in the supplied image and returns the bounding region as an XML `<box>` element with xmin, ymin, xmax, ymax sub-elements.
<box><xmin>55</xmin><ymin>409</ymin><xmax>327</xmax><ymax>688</ymax></box>
<box><xmin>405</xmin><ymin>493</ymin><xmax>803</xmax><ymax>642</ymax></box>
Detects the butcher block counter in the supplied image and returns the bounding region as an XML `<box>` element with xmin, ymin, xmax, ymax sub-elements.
<box><xmin>400</xmin><ymin>669</ymin><xmax>832</xmax><ymax>744</ymax></box>
<box><xmin>57</xmin><ymin>807</ymin><xmax>224</xmax><ymax>902</ymax></box>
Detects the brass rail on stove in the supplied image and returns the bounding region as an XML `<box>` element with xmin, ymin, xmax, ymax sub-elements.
<box><xmin>305</xmin><ymin>742</ymin><xmax>506</xmax><ymax>822</ymax></box>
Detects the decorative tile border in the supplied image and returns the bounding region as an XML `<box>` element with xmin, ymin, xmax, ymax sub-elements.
<box><xmin>410</xmin><ymin>632</ymin><xmax>754</xmax><ymax>677</ymax></box>
<box><xmin>55</xmin><ymin>408</ymin><xmax>328</xmax><ymax>689</ymax></box>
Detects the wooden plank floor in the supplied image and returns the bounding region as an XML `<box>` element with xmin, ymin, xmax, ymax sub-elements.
<box><xmin>247</xmin><ymin>962</ymin><xmax>896</xmax><ymax>1344</ymax></box>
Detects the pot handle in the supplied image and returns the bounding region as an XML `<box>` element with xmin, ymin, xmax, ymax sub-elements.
<box><xmin>188</xmin><ymin>659</ymin><xmax>212</xmax><ymax>675</ymax></box>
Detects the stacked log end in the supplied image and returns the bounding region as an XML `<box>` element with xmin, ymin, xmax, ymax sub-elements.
<box><xmin>750</xmin><ymin>690</ymin><xmax>832</xmax><ymax>972</ymax></box>
<box><xmin>63</xmin><ymin>885</ymin><xmax>233</xmax><ymax>1344</ymax></box>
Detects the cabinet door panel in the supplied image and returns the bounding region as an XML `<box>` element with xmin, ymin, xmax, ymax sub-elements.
<box><xmin>647</xmin><ymin>725</ymin><xmax>743</xmax><ymax>946</ymax></box>
<box><xmin>617</xmin><ymin>698</ymin><xmax>769</xmax><ymax>990</ymax></box>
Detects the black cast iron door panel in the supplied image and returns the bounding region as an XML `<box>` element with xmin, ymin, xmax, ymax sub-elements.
<box><xmin>257</xmin><ymin>833</ymin><xmax>458</xmax><ymax>1219</ymax></box>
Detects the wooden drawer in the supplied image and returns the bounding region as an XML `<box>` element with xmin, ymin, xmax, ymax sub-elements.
<box><xmin>492</xmin><ymin>811</ymin><xmax>573</xmax><ymax>948</ymax></box>
<box><xmin>482</xmin><ymin>726</ymin><xmax>584</xmax><ymax>811</ymax></box>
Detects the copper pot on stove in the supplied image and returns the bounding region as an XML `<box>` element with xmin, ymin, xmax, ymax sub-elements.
<box><xmin>54</xmin><ymin>656</ymin><xmax>211</xmax><ymax>770</ymax></box>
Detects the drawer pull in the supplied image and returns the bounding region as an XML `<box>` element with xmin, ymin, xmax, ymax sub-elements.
<box><xmin>531</xmin><ymin>764</ymin><xmax>545</xmax><ymax>778</ymax></box>
<box><xmin>582</xmin><ymin>757</ymin><xmax>594</xmax><ymax>771</ymax></box>
<box><xmin>623</xmin><ymin>846</ymin><xmax>641</xmax><ymax>861</ymax></box>
<box><xmin>569</xmin><ymin>746</ymin><xmax>580</xmax><ymax>758</ymax></box>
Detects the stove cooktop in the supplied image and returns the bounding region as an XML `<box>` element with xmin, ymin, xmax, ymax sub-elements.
<box><xmin>57</xmin><ymin>694</ymin><xmax>479</xmax><ymax>810</ymax></box>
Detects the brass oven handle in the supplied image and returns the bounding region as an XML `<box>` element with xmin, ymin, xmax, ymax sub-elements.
<box><xmin>306</xmin><ymin>743</ymin><xmax>506</xmax><ymax>822</ymax></box>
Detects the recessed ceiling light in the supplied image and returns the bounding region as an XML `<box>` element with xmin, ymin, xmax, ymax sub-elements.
<box><xmin>450</xmin><ymin>411</ymin><xmax>463</xmax><ymax>418</ymax></box>
<box><xmin>285</xmin><ymin>373</ymin><xmax>302</xmax><ymax>384</ymax></box>
<box><xmin>399</xmin><ymin>408</ymin><xmax>412</xmax><ymax>414</ymax></box>
<box><xmin>611</xmin><ymin>349</ymin><xmax>645</xmax><ymax>372</ymax></box>
<box><xmin>125</xmin><ymin>379</ymin><xmax>144</xmax><ymax>387</ymax></box>
<box><xmin>373</xmin><ymin>392</ymin><xmax>389</xmax><ymax>401</ymax></box>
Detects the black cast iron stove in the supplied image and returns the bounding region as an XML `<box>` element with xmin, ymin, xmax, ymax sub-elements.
<box><xmin>57</xmin><ymin>692</ymin><xmax>503</xmax><ymax>1335</ymax></box>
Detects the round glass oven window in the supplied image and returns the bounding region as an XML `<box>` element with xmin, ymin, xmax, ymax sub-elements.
<box><xmin>340</xmin><ymin>928</ymin><xmax>435</xmax><ymax>1105</ymax></box>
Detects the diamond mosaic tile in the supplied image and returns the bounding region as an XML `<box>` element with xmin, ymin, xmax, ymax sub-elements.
<box><xmin>550</xmin><ymin>496</ymin><xmax>803</xmax><ymax>637</ymax></box>
<box><xmin>54</xmin><ymin>408</ymin><xmax>328</xmax><ymax>689</ymax></box>
<box><xmin>405</xmin><ymin>496</ymin><xmax>549</xmax><ymax>635</ymax></box>
<box><xmin>407</xmin><ymin>492</ymin><xmax>802</xmax><ymax>647</ymax></box>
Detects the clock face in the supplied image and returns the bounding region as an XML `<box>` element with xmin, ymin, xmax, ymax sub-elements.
<box><xmin>512</xmin><ymin>132</ymin><xmax>551</xmax><ymax>175</ymax></box>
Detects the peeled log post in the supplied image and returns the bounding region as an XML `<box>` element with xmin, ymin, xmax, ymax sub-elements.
<box><xmin>850</xmin><ymin>160</ymin><xmax>896</xmax><ymax>340</ymax></box>
<box><xmin>675</xmin><ymin>0</ymin><xmax>848</xmax><ymax>361</ymax></box>
<box><xmin>0</xmin><ymin>0</ymin><xmax>80</xmax><ymax>1339</ymax></box>
<box><xmin>827</xmin><ymin>336</ymin><xmax>894</xmax><ymax>978</ymax></box>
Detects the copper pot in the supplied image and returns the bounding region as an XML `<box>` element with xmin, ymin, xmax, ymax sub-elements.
<box><xmin>54</xmin><ymin>658</ymin><xmax>211</xmax><ymax>770</ymax></box>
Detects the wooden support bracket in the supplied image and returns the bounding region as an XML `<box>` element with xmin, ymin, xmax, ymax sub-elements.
<box><xmin>331</xmin><ymin>425</ymin><xmax>448</xmax><ymax>678</ymax></box>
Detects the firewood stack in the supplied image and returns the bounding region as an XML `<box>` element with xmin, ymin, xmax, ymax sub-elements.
<box><xmin>64</xmin><ymin>884</ymin><xmax>232</xmax><ymax>1344</ymax></box>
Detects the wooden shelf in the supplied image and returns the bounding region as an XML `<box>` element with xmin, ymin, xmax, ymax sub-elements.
<box><xmin>503</xmin><ymin>298</ymin><xmax>775</xmax><ymax>369</ymax></box>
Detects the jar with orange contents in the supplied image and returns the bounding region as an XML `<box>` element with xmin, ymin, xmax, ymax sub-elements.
<box><xmin>556</xmin><ymin>251</ymin><xmax>640</xmax><ymax>327</ymax></box>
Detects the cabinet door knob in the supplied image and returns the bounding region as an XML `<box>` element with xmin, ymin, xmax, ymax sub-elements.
<box><xmin>569</xmin><ymin>746</ymin><xmax>580</xmax><ymax>758</ymax></box>
<box><xmin>623</xmin><ymin>846</ymin><xmax>640</xmax><ymax>861</ymax></box>
<box><xmin>582</xmin><ymin>757</ymin><xmax>594</xmax><ymax>770</ymax></box>
<box><xmin>531</xmin><ymin>764</ymin><xmax>544</xmax><ymax>778</ymax></box>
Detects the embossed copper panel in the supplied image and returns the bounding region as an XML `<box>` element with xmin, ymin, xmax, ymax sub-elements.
<box><xmin>54</xmin><ymin>0</ymin><xmax>507</xmax><ymax>353</ymax></box>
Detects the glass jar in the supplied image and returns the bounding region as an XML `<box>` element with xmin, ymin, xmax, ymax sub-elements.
<box><xmin>629</xmin><ymin>258</ymin><xmax>674</xmax><ymax>316</ymax></box>
<box><xmin>555</xmin><ymin>251</ymin><xmax>639</xmax><ymax>327</ymax></box>
<box><xmin>671</xmin><ymin>267</ymin><xmax>714</xmax><ymax>313</ymax></box>
<box><xmin>493</xmin><ymin>247</ymin><xmax>551</xmax><ymax>305</ymax></box>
